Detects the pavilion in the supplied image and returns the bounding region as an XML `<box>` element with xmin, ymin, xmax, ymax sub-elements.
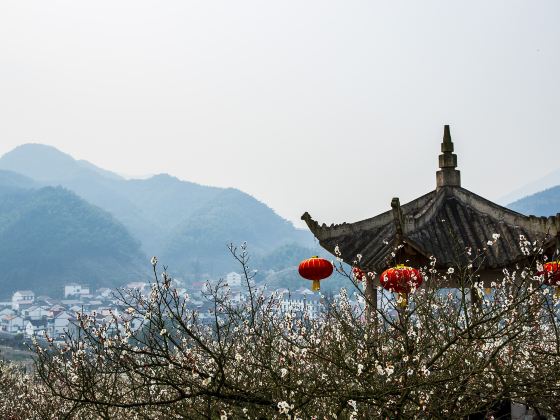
<box><xmin>302</xmin><ymin>125</ymin><xmax>560</xmax><ymax>286</ymax></box>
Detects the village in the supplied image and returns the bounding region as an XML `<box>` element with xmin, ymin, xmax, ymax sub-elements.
<box><xmin>0</xmin><ymin>272</ymin><xmax>329</xmax><ymax>343</ymax></box>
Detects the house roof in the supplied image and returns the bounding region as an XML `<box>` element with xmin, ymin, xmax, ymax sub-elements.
<box><xmin>35</xmin><ymin>296</ymin><xmax>56</xmax><ymax>304</ymax></box>
<box><xmin>54</xmin><ymin>311</ymin><xmax>71</xmax><ymax>319</ymax></box>
<box><xmin>0</xmin><ymin>308</ymin><xmax>15</xmax><ymax>314</ymax></box>
<box><xmin>302</xmin><ymin>126</ymin><xmax>560</xmax><ymax>272</ymax></box>
<box><xmin>13</xmin><ymin>290</ymin><xmax>34</xmax><ymax>296</ymax></box>
<box><xmin>26</xmin><ymin>319</ymin><xmax>47</xmax><ymax>327</ymax></box>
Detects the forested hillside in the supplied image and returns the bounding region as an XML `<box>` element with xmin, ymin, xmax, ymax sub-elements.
<box><xmin>0</xmin><ymin>185</ymin><xmax>147</xmax><ymax>297</ymax></box>
<box><xmin>0</xmin><ymin>144</ymin><xmax>314</xmax><ymax>281</ymax></box>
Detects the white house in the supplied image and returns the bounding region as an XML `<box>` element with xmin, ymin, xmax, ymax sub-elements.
<box><xmin>64</xmin><ymin>316</ymin><xmax>80</xmax><ymax>338</ymax></box>
<box><xmin>24</xmin><ymin>320</ymin><xmax>47</xmax><ymax>338</ymax></box>
<box><xmin>1</xmin><ymin>315</ymin><xmax>24</xmax><ymax>334</ymax></box>
<box><xmin>96</xmin><ymin>288</ymin><xmax>112</xmax><ymax>299</ymax></box>
<box><xmin>280</xmin><ymin>294</ymin><xmax>322</xmax><ymax>319</ymax></box>
<box><xmin>126</xmin><ymin>282</ymin><xmax>148</xmax><ymax>293</ymax></box>
<box><xmin>11</xmin><ymin>290</ymin><xmax>35</xmax><ymax>310</ymax></box>
<box><xmin>22</xmin><ymin>306</ymin><xmax>51</xmax><ymax>321</ymax></box>
<box><xmin>225</xmin><ymin>272</ymin><xmax>242</xmax><ymax>287</ymax></box>
<box><xmin>69</xmin><ymin>305</ymin><xmax>83</xmax><ymax>313</ymax></box>
<box><xmin>294</xmin><ymin>287</ymin><xmax>314</xmax><ymax>296</ymax></box>
<box><xmin>49</xmin><ymin>305</ymin><xmax>66</xmax><ymax>317</ymax></box>
<box><xmin>0</xmin><ymin>308</ymin><xmax>15</xmax><ymax>317</ymax></box>
<box><xmin>52</xmin><ymin>311</ymin><xmax>72</xmax><ymax>337</ymax></box>
<box><xmin>64</xmin><ymin>283</ymin><xmax>90</xmax><ymax>298</ymax></box>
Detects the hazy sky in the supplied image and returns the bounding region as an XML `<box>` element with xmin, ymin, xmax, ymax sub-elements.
<box><xmin>0</xmin><ymin>1</ymin><xmax>558</xmax><ymax>228</ymax></box>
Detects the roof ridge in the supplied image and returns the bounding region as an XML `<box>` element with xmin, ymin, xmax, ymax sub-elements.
<box><xmin>453</xmin><ymin>187</ymin><xmax>560</xmax><ymax>236</ymax></box>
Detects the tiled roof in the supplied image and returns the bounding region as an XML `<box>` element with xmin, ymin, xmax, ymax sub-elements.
<box><xmin>302</xmin><ymin>186</ymin><xmax>560</xmax><ymax>272</ymax></box>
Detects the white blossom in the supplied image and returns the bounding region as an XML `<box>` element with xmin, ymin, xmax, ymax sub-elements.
<box><xmin>357</xmin><ymin>363</ymin><xmax>364</xmax><ymax>375</ymax></box>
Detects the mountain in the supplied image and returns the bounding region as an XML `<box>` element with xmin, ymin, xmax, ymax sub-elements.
<box><xmin>0</xmin><ymin>185</ymin><xmax>147</xmax><ymax>298</ymax></box>
<box><xmin>162</xmin><ymin>188</ymin><xmax>312</xmax><ymax>276</ymax></box>
<box><xmin>499</xmin><ymin>167</ymin><xmax>560</xmax><ymax>205</ymax></box>
<box><xmin>0</xmin><ymin>170</ymin><xmax>41</xmax><ymax>192</ymax></box>
<box><xmin>0</xmin><ymin>143</ymin><xmax>154</xmax><ymax>245</ymax></box>
<box><xmin>255</xmin><ymin>243</ymin><xmax>326</xmax><ymax>273</ymax></box>
<box><xmin>507</xmin><ymin>185</ymin><xmax>560</xmax><ymax>217</ymax></box>
<box><xmin>0</xmin><ymin>144</ymin><xmax>313</xmax><ymax>279</ymax></box>
<box><xmin>0</xmin><ymin>143</ymin><xmax>122</xmax><ymax>183</ymax></box>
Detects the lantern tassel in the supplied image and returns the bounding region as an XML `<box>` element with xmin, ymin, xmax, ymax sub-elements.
<box><xmin>398</xmin><ymin>293</ymin><xmax>408</xmax><ymax>308</ymax></box>
<box><xmin>312</xmin><ymin>280</ymin><xmax>320</xmax><ymax>291</ymax></box>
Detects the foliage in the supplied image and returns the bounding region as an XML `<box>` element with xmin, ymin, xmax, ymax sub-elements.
<box><xmin>0</xmin><ymin>186</ymin><xmax>147</xmax><ymax>297</ymax></box>
<box><xmin>162</xmin><ymin>188</ymin><xmax>312</xmax><ymax>276</ymax></box>
<box><xmin>17</xmin><ymin>238</ymin><xmax>560</xmax><ymax>418</ymax></box>
<box><xmin>0</xmin><ymin>169</ymin><xmax>39</xmax><ymax>191</ymax></box>
<box><xmin>255</xmin><ymin>243</ymin><xmax>327</xmax><ymax>272</ymax></box>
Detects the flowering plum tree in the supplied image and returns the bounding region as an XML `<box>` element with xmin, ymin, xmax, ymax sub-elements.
<box><xmin>4</xmin><ymin>238</ymin><xmax>560</xmax><ymax>418</ymax></box>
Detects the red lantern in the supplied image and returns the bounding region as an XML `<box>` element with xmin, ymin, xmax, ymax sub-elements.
<box><xmin>380</xmin><ymin>264</ymin><xmax>423</xmax><ymax>307</ymax></box>
<box><xmin>352</xmin><ymin>267</ymin><xmax>366</xmax><ymax>282</ymax></box>
<box><xmin>298</xmin><ymin>256</ymin><xmax>333</xmax><ymax>291</ymax></box>
<box><xmin>539</xmin><ymin>261</ymin><xmax>560</xmax><ymax>298</ymax></box>
<box><xmin>539</xmin><ymin>261</ymin><xmax>560</xmax><ymax>286</ymax></box>
<box><xmin>380</xmin><ymin>264</ymin><xmax>423</xmax><ymax>293</ymax></box>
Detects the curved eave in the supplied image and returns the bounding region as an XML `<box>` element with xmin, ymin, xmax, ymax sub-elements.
<box><xmin>301</xmin><ymin>190</ymin><xmax>437</xmax><ymax>242</ymax></box>
<box><xmin>301</xmin><ymin>191</ymin><xmax>437</xmax><ymax>270</ymax></box>
<box><xmin>302</xmin><ymin>186</ymin><xmax>560</xmax><ymax>271</ymax></box>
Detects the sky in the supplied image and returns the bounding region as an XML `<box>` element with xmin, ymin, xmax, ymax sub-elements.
<box><xmin>0</xmin><ymin>1</ymin><xmax>558</xmax><ymax>228</ymax></box>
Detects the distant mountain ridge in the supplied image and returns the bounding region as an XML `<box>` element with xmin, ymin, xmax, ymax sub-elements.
<box><xmin>507</xmin><ymin>185</ymin><xmax>560</xmax><ymax>217</ymax></box>
<box><xmin>0</xmin><ymin>143</ymin><xmax>314</xmax><ymax>283</ymax></box>
<box><xmin>499</xmin><ymin>167</ymin><xmax>560</xmax><ymax>206</ymax></box>
<box><xmin>0</xmin><ymin>169</ymin><xmax>40</xmax><ymax>191</ymax></box>
<box><xmin>0</xmin><ymin>144</ymin><xmax>123</xmax><ymax>182</ymax></box>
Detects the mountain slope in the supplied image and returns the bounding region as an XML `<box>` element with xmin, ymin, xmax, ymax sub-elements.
<box><xmin>0</xmin><ymin>170</ymin><xmax>40</xmax><ymax>192</ymax></box>
<box><xmin>507</xmin><ymin>185</ymin><xmax>560</xmax><ymax>217</ymax></box>
<box><xmin>162</xmin><ymin>188</ymin><xmax>313</xmax><ymax>276</ymax></box>
<box><xmin>0</xmin><ymin>186</ymin><xmax>148</xmax><ymax>297</ymax></box>
<box><xmin>0</xmin><ymin>144</ymin><xmax>312</xmax><ymax>277</ymax></box>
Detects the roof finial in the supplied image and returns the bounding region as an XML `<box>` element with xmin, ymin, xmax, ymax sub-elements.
<box><xmin>436</xmin><ymin>124</ymin><xmax>461</xmax><ymax>188</ymax></box>
<box><xmin>442</xmin><ymin>125</ymin><xmax>453</xmax><ymax>152</ymax></box>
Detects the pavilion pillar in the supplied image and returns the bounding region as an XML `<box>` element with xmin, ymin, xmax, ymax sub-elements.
<box><xmin>365</xmin><ymin>275</ymin><xmax>377</xmax><ymax>323</ymax></box>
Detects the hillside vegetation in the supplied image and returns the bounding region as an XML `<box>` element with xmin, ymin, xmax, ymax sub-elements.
<box><xmin>0</xmin><ymin>144</ymin><xmax>315</xmax><ymax>286</ymax></box>
<box><xmin>0</xmin><ymin>185</ymin><xmax>147</xmax><ymax>297</ymax></box>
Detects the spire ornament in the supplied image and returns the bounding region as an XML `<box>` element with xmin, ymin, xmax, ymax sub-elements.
<box><xmin>436</xmin><ymin>124</ymin><xmax>461</xmax><ymax>188</ymax></box>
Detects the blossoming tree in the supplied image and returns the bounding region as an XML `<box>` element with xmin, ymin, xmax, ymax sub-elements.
<box><xmin>3</xmin><ymin>237</ymin><xmax>559</xmax><ymax>418</ymax></box>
